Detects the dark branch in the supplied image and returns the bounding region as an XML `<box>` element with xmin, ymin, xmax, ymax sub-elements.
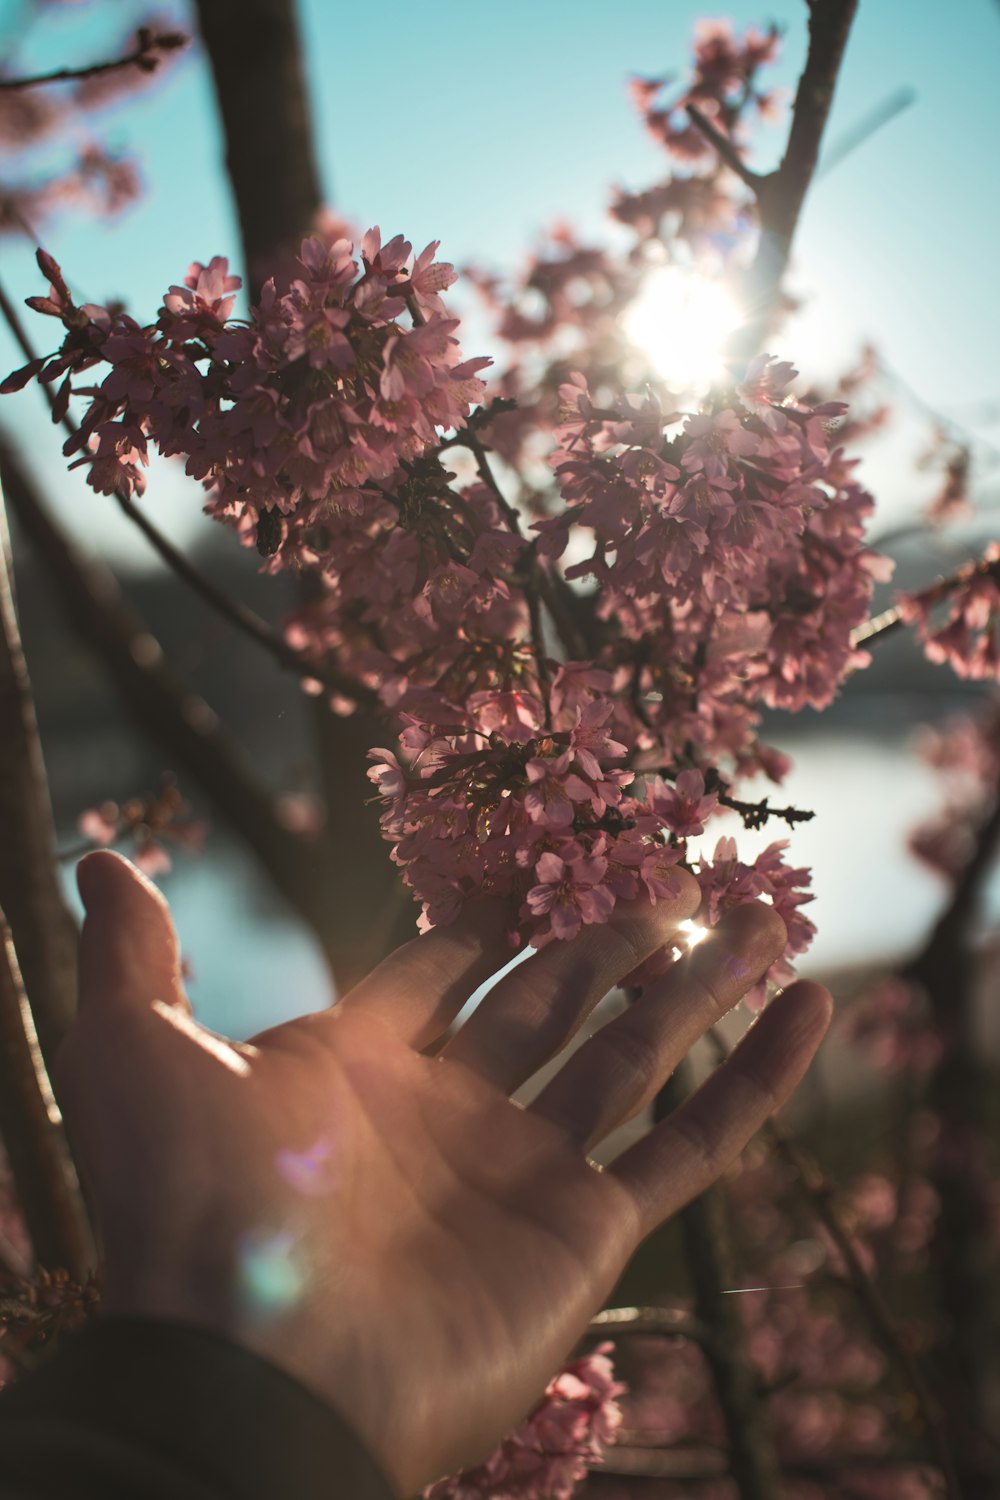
<box><xmin>851</xmin><ymin>547</ymin><xmax>1000</xmax><ymax>648</ymax></box>
<box><xmin>0</xmin><ymin>489</ymin><xmax>78</xmax><ymax>1069</ymax></box>
<box><xmin>731</xmin><ymin>0</ymin><xmax>859</xmax><ymax>362</ymax></box>
<box><xmin>765</xmin><ymin>1117</ymin><xmax>963</xmax><ymax>1500</ymax></box>
<box><xmin>902</xmin><ymin>763</ymin><xmax>1000</xmax><ymax>1487</ymax></box>
<box><xmin>717</xmin><ymin>790</ymin><xmax>815</xmax><ymax>831</ymax></box>
<box><xmin>588</xmin><ymin>1304</ymin><xmax>709</xmax><ymax>1346</ymax></box>
<box><xmin>0</xmin><ymin>433</ymin><xmax>346</xmax><ymax>967</ymax></box>
<box><xmin>0</xmin><ymin>28</ymin><xmax>189</xmax><ymax>92</ymax></box>
<box><xmin>194</xmin><ymin>0</ymin><xmax>418</xmax><ymax>988</ymax></box>
<box><xmin>111</xmin><ymin>490</ymin><xmax>378</xmax><ymax>707</ymax></box>
<box><xmin>193</xmin><ymin>0</ymin><xmax>322</xmax><ymax>300</ymax></box>
<box><xmin>655</xmin><ymin>1062</ymin><xmax>784</xmax><ymax>1500</ymax></box>
<box><xmin>0</xmin><ymin>915</ymin><xmax>92</xmax><ymax>1277</ymax></box>
<box><xmin>685</xmin><ymin>102</ymin><xmax>764</xmax><ymax>190</ymax></box>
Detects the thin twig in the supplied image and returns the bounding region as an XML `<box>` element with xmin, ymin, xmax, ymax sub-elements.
<box><xmin>817</xmin><ymin>86</ymin><xmax>916</xmax><ymax>178</ymax></box>
<box><xmin>0</xmin><ymin>28</ymin><xmax>188</xmax><ymax>92</ymax></box>
<box><xmin>113</xmin><ymin>490</ymin><xmax>378</xmax><ymax>706</ymax></box>
<box><xmin>850</xmin><ymin>547</ymin><xmax>1000</xmax><ymax>648</ymax></box>
<box><xmin>458</xmin><ymin>429</ymin><xmax>592</xmax><ymax>661</ymax></box>
<box><xmin>717</xmin><ymin>790</ymin><xmax>815</xmax><ymax>831</ymax></box>
<box><xmin>685</xmin><ymin>102</ymin><xmax>764</xmax><ymax>190</ymax></box>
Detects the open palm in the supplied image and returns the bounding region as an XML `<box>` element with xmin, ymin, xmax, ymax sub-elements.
<box><xmin>57</xmin><ymin>852</ymin><xmax>831</xmax><ymax>1496</ymax></box>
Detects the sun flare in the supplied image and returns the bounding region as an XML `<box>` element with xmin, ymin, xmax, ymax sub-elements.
<box><xmin>678</xmin><ymin>919</ymin><xmax>710</xmax><ymax>948</ymax></box>
<box><xmin>622</xmin><ymin>267</ymin><xmax>742</xmax><ymax>391</ymax></box>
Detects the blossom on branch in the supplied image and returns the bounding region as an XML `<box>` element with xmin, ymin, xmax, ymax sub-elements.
<box><xmin>422</xmin><ymin>1343</ymin><xmax>624</xmax><ymax>1500</ymax></box>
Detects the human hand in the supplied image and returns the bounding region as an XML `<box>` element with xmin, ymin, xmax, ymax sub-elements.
<box><xmin>56</xmin><ymin>851</ymin><xmax>831</xmax><ymax>1497</ymax></box>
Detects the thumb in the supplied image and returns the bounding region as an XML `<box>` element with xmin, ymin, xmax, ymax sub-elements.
<box><xmin>77</xmin><ymin>850</ymin><xmax>190</xmax><ymax>1018</ymax></box>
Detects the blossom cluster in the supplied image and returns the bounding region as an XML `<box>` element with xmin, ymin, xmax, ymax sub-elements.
<box><xmin>544</xmin><ymin>355</ymin><xmax>888</xmax><ymax>723</ymax></box>
<box><xmin>626</xmin><ymin>19</ymin><xmax>781</xmax><ymax>168</ymax></box>
<box><xmin>3</xmin><ymin>236</ymin><xmax>490</xmax><ymax>547</ymax></box>
<box><xmin>908</xmin><ymin>711</ymin><xmax>1000</xmax><ymax>881</ymax></box>
<box><xmin>0</xmin><ymin>20</ymin><xmax>900</xmax><ymax>1009</ymax></box>
<box><xmin>423</xmin><ymin>1343</ymin><xmax>624</xmax><ymax>1500</ymax></box>
<box><xmin>369</xmin><ymin>685</ymin><xmax>814</xmax><ymax>1000</ymax></box>
<box><xmin>9</xmin><ymin>236</ymin><xmax>879</xmax><ymax>997</ymax></box>
<box><xmin>74</xmin><ymin>774</ymin><xmax>206</xmax><ymax>877</ymax></box>
<box><xmin>898</xmin><ymin>544</ymin><xmax>1000</xmax><ymax>681</ymax></box>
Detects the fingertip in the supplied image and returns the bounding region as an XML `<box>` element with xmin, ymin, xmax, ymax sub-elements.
<box><xmin>729</xmin><ymin>898</ymin><xmax>788</xmax><ymax>963</ymax></box>
<box><xmin>747</xmin><ymin>979</ymin><xmax>833</xmax><ymax>1072</ymax></box>
<box><xmin>76</xmin><ymin>850</ymin><xmax>186</xmax><ymax>1016</ymax></box>
<box><xmin>772</xmin><ymin>978</ymin><xmax>834</xmax><ymax>1038</ymax></box>
<box><xmin>77</xmin><ymin>848</ymin><xmax>164</xmax><ymax>913</ymax></box>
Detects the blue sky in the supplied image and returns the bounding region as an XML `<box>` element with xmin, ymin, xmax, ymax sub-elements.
<box><xmin>1</xmin><ymin>0</ymin><xmax>999</xmax><ymax>560</ymax></box>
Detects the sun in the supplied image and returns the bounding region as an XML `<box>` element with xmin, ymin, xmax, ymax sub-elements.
<box><xmin>622</xmin><ymin>266</ymin><xmax>742</xmax><ymax>391</ymax></box>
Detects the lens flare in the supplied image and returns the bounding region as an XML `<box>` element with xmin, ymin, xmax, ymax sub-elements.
<box><xmin>622</xmin><ymin>267</ymin><xmax>741</xmax><ymax>390</ymax></box>
<box><xmin>679</xmin><ymin>918</ymin><xmax>710</xmax><ymax>948</ymax></box>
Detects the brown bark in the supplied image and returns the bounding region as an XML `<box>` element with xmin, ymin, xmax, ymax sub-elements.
<box><xmin>0</xmin><ymin>485</ymin><xmax>77</xmax><ymax>1069</ymax></box>
<box><xmin>193</xmin><ymin>0</ymin><xmax>417</xmax><ymax>985</ymax></box>
<box><xmin>656</xmin><ymin>1065</ymin><xmax>784</xmax><ymax>1500</ymax></box>
<box><xmin>0</xmin><ymin>913</ymin><xmax>91</xmax><ymax>1276</ymax></box>
<box><xmin>903</xmin><ymin>792</ymin><xmax>1000</xmax><ymax>1498</ymax></box>
<box><xmin>730</xmin><ymin>0</ymin><xmax>859</xmax><ymax>362</ymax></box>
<box><xmin>193</xmin><ymin>0</ymin><xmax>322</xmax><ymax>297</ymax></box>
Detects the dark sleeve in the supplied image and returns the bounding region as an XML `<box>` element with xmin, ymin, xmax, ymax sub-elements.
<box><xmin>0</xmin><ymin>1316</ymin><xmax>399</xmax><ymax>1500</ymax></box>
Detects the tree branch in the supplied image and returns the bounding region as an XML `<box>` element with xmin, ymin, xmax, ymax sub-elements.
<box><xmin>193</xmin><ymin>0</ymin><xmax>322</xmax><ymax>300</ymax></box>
<box><xmin>685</xmin><ymin>102</ymin><xmax>764</xmax><ymax>190</ymax></box>
<box><xmin>0</xmin><ymin>914</ymin><xmax>91</xmax><ymax>1277</ymax></box>
<box><xmin>656</xmin><ymin>1062</ymin><xmax>784</xmax><ymax>1500</ymax></box>
<box><xmin>730</xmin><ymin>0</ymin><xmax>859</xmax><ymax>362</ymax></box>
<box><xmin>901</xmin><ymin>771</ymin><xmax>1000</xmax><ymax>1496</ymax></box>
<box><xmin>0</xmin><ymin>27</ymin><xmax>188</xmax><ymax>92</ymax></box>
<box><xmin>0</xmin><ymin>432</ymin><xmax>346</xmax><ymax>968</ymax></box>
<box><xmin>458</xmin><ymin>429</ymin><xmax>593</xmax><ymax>662</ymax></box>
<box><xmin>110</xmin><ymin>489</ymin><xmax>378</xmax><ymax>706</ymax></box>
<box><xmin>588</xmin><ymin>1303</ymin><xmax>709</xmax><ymax>1346</ymax></box>
<box><xmin>0</xmin><ymin>486</ymin><xmax>78</xmax><ymax>1069</ymax></box>
<box><xmin>851</xmin><ymin>547</ymin><xmax>1000</xmax><ymax>649</ymax></box>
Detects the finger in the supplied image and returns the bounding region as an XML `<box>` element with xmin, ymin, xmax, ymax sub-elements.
<box><xmin>335</xmin><ymin>898</ymin><xmax>516</xmax><ymax>1050</ymax></box>
<box><xmin>441</xmin><ymin>870</ymin><xmax>701</xmax><ymax>1093</ymax></box>
<box><xmin>530</xmin><ymin>901</ymin><xmax>786</xmax><ymax>1148</ymax></box>
<box><xmin>76</xmin><ymin>850</ymin><xmax>191</xmax><ymax>1018</ymax></box>
<box><xmin>608</xmin><ymin>980</ymin><xmax>832</xmax><ymax>1236</ymax></box>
